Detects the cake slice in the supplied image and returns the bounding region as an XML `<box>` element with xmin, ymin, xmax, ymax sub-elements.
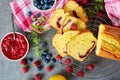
<box><xmin>52</xmin><ymin>30</ymin><xmax>80</xmax><ymax>57</ymax></box>
<box><xmin>96</xmin><ymin>24</ymin><xmax>120</xmax><ymax>60</ymax></box>
<box><xmin>64</xmin><ymin>0</ymin><xmax>88</xmax><ymax>23</ymax></box>
<box><xmin>59</xmin><ymin>16</ymin><xmax>87</xmax><ymax>33</ymax></box>
<box><xmin>49</xmin><ymin>9</ymin><xmax>70</xmax><ymax>30</ymax></box>
<box><xmin>67</xmin><ymin>30</ymin><xmax>96</xmax><ymax>61</ymax></box>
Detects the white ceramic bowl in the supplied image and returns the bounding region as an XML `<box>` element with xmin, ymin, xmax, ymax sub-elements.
<box><xmin>0</xmin><ymin>32</ymin><xmax>29</xmax><ymax>61</ymax></box>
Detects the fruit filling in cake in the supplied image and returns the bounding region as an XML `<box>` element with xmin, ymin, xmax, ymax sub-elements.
<box><xmin>67</xmin><ymin>30</ymin><xmax>96</xmax><ymax>61</ymax></box>
<box><xmin>56</xmin><ymin>17</ymin><xmax>62</xmax><ymax>28</ymax></box>
<box><xmin>59</xmin><ymin>16</ymin><xmax>86</xmax><ymax>33</ymax></box>
<box><xmin>49</xmin><ymin>9</ymin><xmax>70</xmax><ymax>30</ymax></box>
<box><xmin>64</xmin><ymin>0</ymin><xmax>88</xmax><ymax>23</ymax></box>
<box><xmin>72</xmin><ymin>10</ymin><xmax>79</xmax><ymax>18</ymax></box>
<box><xmin>79</xmin><ymin>41</ymin><xmax>96</xmax><ymax>58</ymax></box>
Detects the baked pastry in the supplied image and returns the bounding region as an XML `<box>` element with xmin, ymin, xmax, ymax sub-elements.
<box><xmin>52</xmin><ymin>30</ymin><xmax>80</xmax><ymax>57</ymax></box>
<box><xmin>59</xmin><ymin>16</ymin><xmax>87</xmax><ymax>33</ymax></box>
<box><xmin>67</xmin><ymin>30</ymin><xmax>96</xmax><ymax>61</ymax></box>
<box><xmin>49</xmin><ymin>9</ymin><xmax>70</xmax><ymax>30</ymax></box>
<box><xmin>96</xmin><ymin>24</ymin><xmax>120</xmax><ymax>60</ymax></box>
<box><xmin>64</xmin><ymin>0</ymin><xmax>88</xmax><ymax>23</ymax></box>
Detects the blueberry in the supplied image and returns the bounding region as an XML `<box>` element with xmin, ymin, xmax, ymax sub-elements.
<box><xmin>44</xmin><ymin>59</ymin><xmax>50</xmax><ymax>64</ymax></box>
<box><xmin>27</xmin><ymin>58</ymin><xmax>33</xmax><ymax>64</ymax></box>
<box><xmin>37</xmin><ymin>66</ymin><xmax>43</xmax><ymax>71</ymax></box>
<box><xmin>27</xmin><ymin>11</ymin><xmax>32</xmax><ymax>16</ymax></box>
<box><xmin>40</xmin><ymin>0</ymin><xmax>44</xmax><ymax>5</ymax></box>
<box><xmin>41</xmin><ymin>41</ymin><xmax>47</xmax><ymax>47</ymax></box>
<box><xmin>44</xmin><ymin>4</ymin><xmax>49</xmax><ymax>9</ymax></box>
<box><xmin>51</xmin><ymin>1</ymin><xmax>54</xmax><ymax>5</ymax></box>
<box><xmin>51</xmin><ymin>0</ymin><xmax>55</xmax><ymax>2</ymax></box>
<box><xmin>49</xmin><ymin>4</ymin><xmax>53</xmax><ymax>9</ymax></box>
<box><xmin>37</xmin><ymin>5</ymin><xmax>42</xmax><ymax>9</ymax></box>
<box><xmin>33</xmin><ymin>0</ymin><xmax>39</xmax><ymax>6</ymax></box>
<box><xmin>34</xmin><ymin>2</ymin><xmax>38</xmax><ymax>7</ymax></box>
<box><xmin>48</xmin><ymin>0</ymin><xmax>52</xmax><ymax>3</ymax></box>
<box><xmin>44</xmin><ymin>0</ymin><xmax>48</xmax><ymax>3</ymax></box>
<box><xmin>42</xmin><ymin>49</ymin><xmax>49</xmax><ymax>54</ymax></box>
<box><xmin>51</xmin><ymin>58</ymin><xmax>56</xmax><ymax>63</ymax></box>
<box><xmin>41</xmin><ymin>54</ymin><xmax>46</xmax><ymax>59</ymax></box>
<box><xmin>46</xmin><ymin>54</ymin><xmax>51</xmax><ymax>59</ymax></box>
<box><xmin>35</xmin><ymin>13</ymin><xmax>41</xmax><ymax>18</ymax></box>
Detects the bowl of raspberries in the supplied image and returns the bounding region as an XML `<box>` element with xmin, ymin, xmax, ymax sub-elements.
<box><xmin>33</xmin><ymin>0</ymin><xmax>56</xmax><ymax>12</ymax></box>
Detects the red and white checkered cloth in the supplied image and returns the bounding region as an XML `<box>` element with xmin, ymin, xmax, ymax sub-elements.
<box><xmin>10</xmin><ymin>0</ymin><xmax>68</xmax><ymax>32</ymax></box>
<box><xmin>105</xmin><ymin>0</ymin><xmax>120</xmax><ymax>27</ymax></box>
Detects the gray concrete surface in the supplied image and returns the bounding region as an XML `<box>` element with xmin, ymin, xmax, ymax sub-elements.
<box><xmin>1</xmin><ymin>0</ymin><xmax>120</xmax><ymax>80</ymax></box>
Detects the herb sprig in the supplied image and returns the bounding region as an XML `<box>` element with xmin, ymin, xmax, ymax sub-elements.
<box><xmin>86</xmin><ymin>0</ymin><xmax>104</xmax><ymax>16</ymax></box>
<box><xmin>30</xmin><ymin>31</ymin><xmax>43</xmax><ymax>57</ymax></box>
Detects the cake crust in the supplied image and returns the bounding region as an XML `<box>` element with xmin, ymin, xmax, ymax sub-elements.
<box><xmin>96</xmin><ymin>24</ymin><xmax>120</xmax><ymax>61</ymax></box>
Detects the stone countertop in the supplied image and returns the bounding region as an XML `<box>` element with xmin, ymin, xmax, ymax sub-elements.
<box><xmin>0</xmin><ymin>0</ymin><xmax>120</xmax><ymax>80</ymax></box>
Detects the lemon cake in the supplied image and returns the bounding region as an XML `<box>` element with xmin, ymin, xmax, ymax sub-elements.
<box><xmin>52</xmin><ymin>30</ymin><xmax>80</xmax><ymax>57</ymax></box>
<box><xmin>64</xmin><ymin>0</ymin><xmax>88</xmax><ymax>23</ymax></box>
<box><xmin>67</xmin><ymin>30</ymin><xmax>97</xmax><ymax>61</ymax></box>
<box><xmin>59</xmin><ymin>16</ymin><xmax>87</xmax><ymax>33</ymax></box>
<box><xmin>96</xmin><ymin>24</ymin><xmax>120</xmax><ymax>61</ymax></box>
<box><xmin>49</xmin><ymin>9</ymin><xmax>70</xmax><ymax>30</ymax></box>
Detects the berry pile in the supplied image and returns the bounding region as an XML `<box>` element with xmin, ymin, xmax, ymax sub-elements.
<box><xmin>20</xmin><ymin>58</ymin><xmax>33</xmax><ymax>74</ymax></box>
<box><xmin>33</xmin><ymin>0</ymin><xmax>55</xmax><ymax>10</ymax></box>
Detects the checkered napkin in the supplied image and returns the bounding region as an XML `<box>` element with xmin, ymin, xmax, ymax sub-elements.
<box><xmin>10</xmin><ymin>0</ymin><xmax>68</xmax><ymax>32</ymax></box>
<box><xmin>105</xmin><ymin>0</ymin><xmax>120</xmax><ymax>27</ymax></box>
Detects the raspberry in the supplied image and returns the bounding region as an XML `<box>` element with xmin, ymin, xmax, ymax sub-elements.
<box><xmin>86</xmin><ymin>64</ymin><xmax>94</xmax><ymax>71</ymax></box>
<box><xmin>20</xmin><ymin>59</ymin><xmax>27</xmax><ymax>67</ymax></box>
<box><xmin>22</xmin><ymin>67</ymin><xmax>29</xmax><ymax>74</ymax></box>
<box><xmin>71</xmin><ymin>23</ymin><xmax>77</xmax><ymax>30</ymax></box>
<box><xmin>81</xmin><ymin>0</ymin><xmax>88</xmax><ymax>5</ymax></box>
<box><xmin>33</xmin><ymin>60</ymin><xmax>41</xmax><ymax>67</ymax></box>
<box><xmin>76</xmin><ymin>70</ymin><xmax>84</xmax><ymax>77</ymax></box>
<box><xmin>96</xmin><ymin>11</ymin><xmax>103</xmax><ymax>18</ymax></box>
<box><xmin>35</xmin><ymin>74</ymin><xmax>42</xmax><ymax>80</ymax></box>
<box><xmin>46</xmin><ymin>66</ymin><xmax>53</xmax><ymax>72</ymax></box>
<box><xmin>66</xmin><ymin>66</ymin><xmax>73</xmax><ymax>73</ymax></box>
<box><xmin>74</xmin><ymin>0</ymin><xmax>81</xmax><ymax>2</ymax></box>
<box><xmin>55</xmin><ymin>55</ymin><xmax>62</xmax><ymax>61</ymax></box>
<box><xmin>64</xmin><ymin>58</ymin><xmax>71</xmax><ymax>65</ymax></box>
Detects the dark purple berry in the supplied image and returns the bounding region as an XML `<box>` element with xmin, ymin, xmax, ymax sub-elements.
<box><xmin>35</xmin><ymin>13</ymin><xmax>41</xmax><ymax>18</ymax></box>
<box><xmin>41</xmin><ymin>54</ymin><xmax>46</xmax><ymax>59</ymax></box>
<box><xmin>46</xmin><ymin>53</ymin><xmax>51</xmax><ymax>59</ymax></box>
<box><xmin>44</xmin><ymin>59</ymin><xmax>50</xmax><ymax>64</ymax></box>
<box><xmin>42</xmin><ymin>49</ymin><xmax>49</xmax><ymax>54</ymax></box>
<box><xmin>51</xmin><ymin>58</ymin><xmax>56</xmax><ymax>63</ymax></box>
<box><xmin>27</xmin><ymin>58</ymin><xmax>33</xmax><ymax>64</ymax></box>
<box><xmin>41</xmin><ymin>41</ymin><xmax>47</xmax><ymax>47</ymax></box>
<box><xmin>27</xmin><ymin>11</ymin><xmax>32</xmax><ymax>16</ymax></box>
<box><xmin>37</xmin><ymin>65</ymin><xmax>43</xmax><ymax>71</ymax></box>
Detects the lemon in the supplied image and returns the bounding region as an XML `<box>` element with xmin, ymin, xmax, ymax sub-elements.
<box><xmin>49</xmin><ymin>75</ymin><xmax>66</xmax><ymax>80</ymax></box>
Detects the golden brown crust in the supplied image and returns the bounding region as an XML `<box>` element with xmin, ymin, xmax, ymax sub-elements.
<box><xmin>96</xmin><ymin>48</ymin><xmax>120</xmax><ymax>61</ymax></box>
<box><xmin>96</xmin><ymin>24</ymin><xmax>120</xmax><ymax>61</ymax></box>
<box><xmin>103</xmin><ymin>24</ymin><xmax>120</xmax><ymax>40</ymax></box>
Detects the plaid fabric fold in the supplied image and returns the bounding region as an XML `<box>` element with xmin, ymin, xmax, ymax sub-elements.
<box><xmin>10</xmin><ymin>0</ymin><xmax>68</xmax><ymax>32</ymax></box>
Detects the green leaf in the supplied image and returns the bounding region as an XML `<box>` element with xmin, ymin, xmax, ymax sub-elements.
<box><xmin>31</xmin><ymin>24</ymin><xmax>40</xmax><ymax>29</ymax></box>
<box><xmin>30</xmin><ymin>31</ymin><xmax>37</xmax><ymax>35</ymax></box>
<box><xmin>41</xmin><ymin>16</ymin><xmax>46</xmax><ymax>23</ymax></box>
<box><xmin>31</xmin><ymin>17</ymin><xmax>37</xmax><ymax>22</ymax></box>
<box><xmin>95</xmin><ymin>0</ymin><xmax>104</xmax><ymax>3</ymax></box>
<box><xmin>35</xmin><ymin>51</ymin><xmax>41</xmax><ymax>57</ymax></box>
<box><xmin>99</xmin><ymin>5</ymin><xmax>104</xmax><ymax>10</ymax></box>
